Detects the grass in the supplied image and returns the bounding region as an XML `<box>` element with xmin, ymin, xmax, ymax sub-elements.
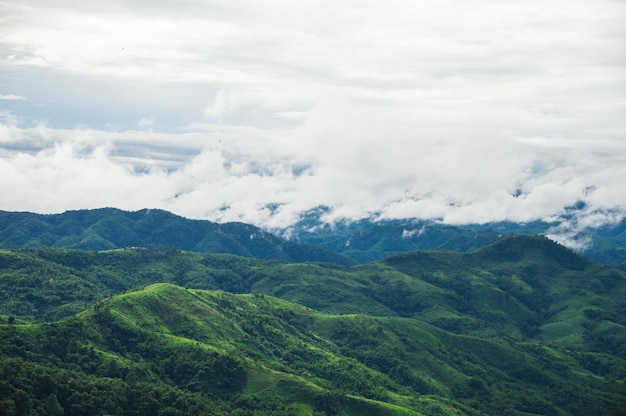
<box><xmin>2</xmin><ymin>282</ymin><xmax>625</xmax><ymax>414</ymax></box>
<box><xmin>1</xmin><ymin>236</ymin><xmax>626</xmax><ymax>414</ymax></box>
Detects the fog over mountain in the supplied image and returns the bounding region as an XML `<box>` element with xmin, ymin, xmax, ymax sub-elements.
<box><xmin>1</xmin><ymin>0</ymin><xmax>625</xmax><ymax>248</ymax></box>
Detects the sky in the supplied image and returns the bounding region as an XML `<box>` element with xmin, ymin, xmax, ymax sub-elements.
<box><xmin>1</xmin><ymin>0</ymin><xmax>625</xmax><ymax>242</ymax></box>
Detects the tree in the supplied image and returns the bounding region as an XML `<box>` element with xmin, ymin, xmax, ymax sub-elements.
<box><xmin>125</xmin><ymin>370</ymin><xmax>138</xmax><ymax>385</ymax></box>
<box><xmin>45</xmin><ymin>393</ymin><xmax>64</xmax><ymax>416</ymax></box>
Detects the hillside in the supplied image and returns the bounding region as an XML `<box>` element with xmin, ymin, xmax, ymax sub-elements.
<box><xmin>2</xmin><ymin>235</ymin><xmax>624</xmax><ymax>355</ymax></box>
<box><xmin>1</xmin><ymin>283</ymin><xmax>624</xmax><ymax>415</ymax></box>
<box><xmin>281</xmin><ymin>209</ymin><xmax>626</xmax><ymax>265</ymax></box>
<box><xmin>0</xmin><ymin>208</ymin><xmax>354</xmax><ymax>265</ymax></box>
<box><xmin>4</xmin><ymin>207</ymin><xmax>626</xmax><ymax>267</ymax></box>
<box><xmin>1</xmin><ymin>235</ymin><xmax>625</xmax><ymax>414</ymax></box>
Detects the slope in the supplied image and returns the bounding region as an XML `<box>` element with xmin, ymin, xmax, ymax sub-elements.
<box><xmin>0</xmin><ymin>208</ymin><xmax>354</xmax><ymax>265</ymax></box>
<box><xmin>2</xmin><ymin>235</ymin><xmax>626</xmax><ymax>358</ymax></box>
<box><xmin>1</xmin><ymin>284</ymin><xmax>624</xmax><ymax>415</ymax></box>
<box><xmin>283</xmin><ymin>209</ymin><xmax>626</xmax><ymax>265</ymax></box>
<box><xmin>382</xmin><ymin>235</ymin><xmax>626</xmax><ymax>352</ymax></box>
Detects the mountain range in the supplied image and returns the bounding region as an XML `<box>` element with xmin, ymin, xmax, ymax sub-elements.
<box><xmin>279</xmin><ymin>206</ymin><xmax>626</xmax><ymax>266</ymax></box>
<box><xmin>0</xmin><ymin>208</ymin><xmax>354</xmax><ymax>266</ymax></box>
<box><xmin>1</xmin><ymin>234</ymin><xmax>625</xmax><ymax>414</ymax></box>
<box><xmin>2</xmin><ymin>207</ymin><xmax>625</xmax><ymax>267</ymax></box>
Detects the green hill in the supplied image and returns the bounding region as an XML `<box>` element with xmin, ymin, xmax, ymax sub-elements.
<box><xmin>1</xmin><ymin>283</ymin><xmax>624</xmax><ymax>415</ymax></box>
<box><xmin>284</xmin><ymin>208</ymin><xmax>626</xmax><ymax>265</ymax></box>
<box><xmin>1</xmin><ymin>235</ymin><xmax>625</xmax><ymax>414</ymax></box>
<box><xmin>0</xmin><ymin>208</ymin><xmax>354</xmax><ymax>265</ymax></box>
<box><xmin>1</xmin><ymin>235</ymin><xmax>625</xmax><ymax>355</ymax></box>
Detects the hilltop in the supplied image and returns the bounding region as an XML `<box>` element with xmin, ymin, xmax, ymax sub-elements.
<box><xmin>280</xmin><ymin>208</ymin><xmax>626</xmax><ymax>265</ymax></box>
<box><xmin>1</xmin><ymin>235</ymin><xmax>625</xmax><ymax>414</ymax></box>
<box><xmin>1</xmin><ymin>235</ymin><xmax>625</xmax><ymax>352</ymax></box>
<box><xmin>1</xmin><ymin>283</ymin><xmax>624</xmax><ymax>415</ymax></box>
<box><xmin>0</xmin><ymin>208</ymin><xmax>354</xmax><ymax>265</ymax></box>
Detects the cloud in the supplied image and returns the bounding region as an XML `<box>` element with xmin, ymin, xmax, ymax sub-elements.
<box><xmin>0</xmin><ymin>95</ymin><xmax>26</xmax><ymax>100</ymax></box>
<box><xmin>136</xmin><ymin>117</ymin><xmax>154</xmax><ymax>131</ymax></box>
<box><xmin>1</xmin><ymin>118</ymin><xmax>624</xmax><ymax>234</ymax></box>
<box><xmin>0</xmin><ymin>140</ymin><xmax>169</xmax><ymax>213</ymax></box>
<box><xmin>0</xmin><ymin>0</ymin><xmax>625</xmax><ymax>238</ymax></box>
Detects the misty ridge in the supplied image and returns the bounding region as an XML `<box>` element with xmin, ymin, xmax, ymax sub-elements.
<box><xmin>1</xmin><ymin>206</ymin><xmax>625</xmax><ymax>267</ymax></box>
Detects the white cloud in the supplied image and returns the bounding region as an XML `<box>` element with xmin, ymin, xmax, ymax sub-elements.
<box><xmin>136</xmin><ymin>117</ymin><xmax>154</xmax><ymax>131</ymax></box>
<box><xmin>0</xmin><ymin>0</ymin><xmax>624</xmax><ymax>235</ymax></box>
<box><xmin>1</xmin><ymin>120</ymin><xmax>624</xmax><ymax>233</ymax></box>
<box><xmin>0</xmin><ymin>94</ymin><xmax>26</xmax><ymax>100</ymax></box>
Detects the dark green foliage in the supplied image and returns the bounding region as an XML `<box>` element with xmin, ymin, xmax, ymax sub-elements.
<box><xmin>286</xmin><ymin>210</ymin><xmax>626</xmax><ymax>265</ymax></box>
<box><xmin>1</xmin><ymin>235</ymin><xmax>626</xmax><ymax>414</ymax></box>
<box><xmin>45</xmin><ymin>393</ymin><xmax>64</xmax><ymax>416</ymax></box>
<box><xmin>0</xmin><ymin>208</ymin><xmax>355</xmax><ymax>265</ymax></box>
<box><xmin>1</xmin><ymin>282</ymin><xmax>625</xmax><ymax>415</ymax></box>
<box><xmin>0</xmin><ymin>356</ymin><xmax>221</xmax><ymax>416</ymax></box>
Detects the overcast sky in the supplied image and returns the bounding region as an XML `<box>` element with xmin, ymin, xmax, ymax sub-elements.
<box><xmin>1</xmin><ymin>0</ymin><xmax>625</xmax><ymax>239</ymax></box>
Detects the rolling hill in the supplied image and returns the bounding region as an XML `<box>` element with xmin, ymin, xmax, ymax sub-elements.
<box><xmin>280</xmin><ymin>207</ymin><xmax>626</xmax><ymax>265</ymax></box>
<box><xmin>1</xmin><ymin>283</ymin><xmax>624</xmax><ymax>415</ymax></box>
<box><xmin>0</xmin><ymin>208</ymin><xmax>354</xmax><ymax>265</ymax></box>
<box><xmin>2</xmin><ymin>235</ymin><xmax>624</xmax><ymax>352</ymax></box>
<box><xmin>4</xmin><ymin>207</ymin><xmax>625</xmax><ymax>266</ymax></box>
<box><xmin>1</xmin><ymin>235</ymin><xmax>625</xmax><ymax>414</ymax></box>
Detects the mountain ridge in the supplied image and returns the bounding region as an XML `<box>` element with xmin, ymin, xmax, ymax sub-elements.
<box><xmin>2</xmin><ymin>234</ymin><xmax>625</xmax><ymax>354</ymax></box>
<box><xmin>3</xmin><ymin>207</ymin><xmax>625</xmax><ymax>266</ymax></box>
<box><xmin>279</xmin><ymin>207</ymin><xmax>626</xmax><ymax>265</ymax></box>
<box><xmin>1</xmin><ymin>234</ymin><xmax>626</xmax><ymax>414</ymax></box>
<box><xmin>0</xmin><ymin>208</ymin><xmax>355</xmax><ymax>266</ymax></box>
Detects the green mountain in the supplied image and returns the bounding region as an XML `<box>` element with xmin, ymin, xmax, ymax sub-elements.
<box><xmin>1</xmin><ymin>235</ymin><xmax>625</xmax><ymax>414</ymax></box>
<box><xmin>1</xmin><ymin>283</ymin><xmax>624</xmax><ymax>415</ymax></box>
<box><xmin>281</xmin><ymin>207</ymin><xmax>626</xmax><ymax>265</ymax></box>
<box><xmin>0</xmin><ymin>208</ymin><xmax>355</xmax><ymax>265</ymax></box>
<box><xmin>5</xmin><ymin>207</ymin><xmax>626</xmax><ymax>266</ymax></box>
<box><xmin>2</xmin><ymin>235</ymin><xmax>624</xmax><ymax>351</ymax></box>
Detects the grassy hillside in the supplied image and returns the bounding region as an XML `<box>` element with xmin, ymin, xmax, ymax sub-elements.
<box><xmin>0</xmin><ymin>208</ymin><xmax>354</xmax><ymax>265</ymax></box>
<box><xmin>1</xmin><ymin>235</ymin><xmax>625</xmax><ymax>414</ymax></box>
<box><xmin>1</xmin><ymin>235</ymin><xmax>625</xmax><ymax>357</ymax></box>
<box><xmin>1</xmin><ymin>283</ymin><xmax>624</xmax><ymax>415</ymax></box>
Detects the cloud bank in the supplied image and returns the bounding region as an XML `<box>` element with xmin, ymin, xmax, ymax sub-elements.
<box><xmin>1</xmin><ymin>0</ymin><xmax>625</xmax><ymax>240</ymax></box>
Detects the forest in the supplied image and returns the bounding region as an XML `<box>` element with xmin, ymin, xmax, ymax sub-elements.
<box><xmin>1</xmin><ymin>234</ymin><xmax>625</xmax><ymax>415</ymax></box>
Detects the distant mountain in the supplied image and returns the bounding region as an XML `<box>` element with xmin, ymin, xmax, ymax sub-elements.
<box><xmin>279</xmin><ymin>207</ymin><xmax>626</xmax><ymax>265</ymax></box>
<box><xmin>0</xmin><ymin>208</ymin><xmax>355</xmax><ymax>265</ymax></box>
<box><xmin>6</xmin><ymin>207</ymin><xmax>624</xmax><ymax>267</ymax></box>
